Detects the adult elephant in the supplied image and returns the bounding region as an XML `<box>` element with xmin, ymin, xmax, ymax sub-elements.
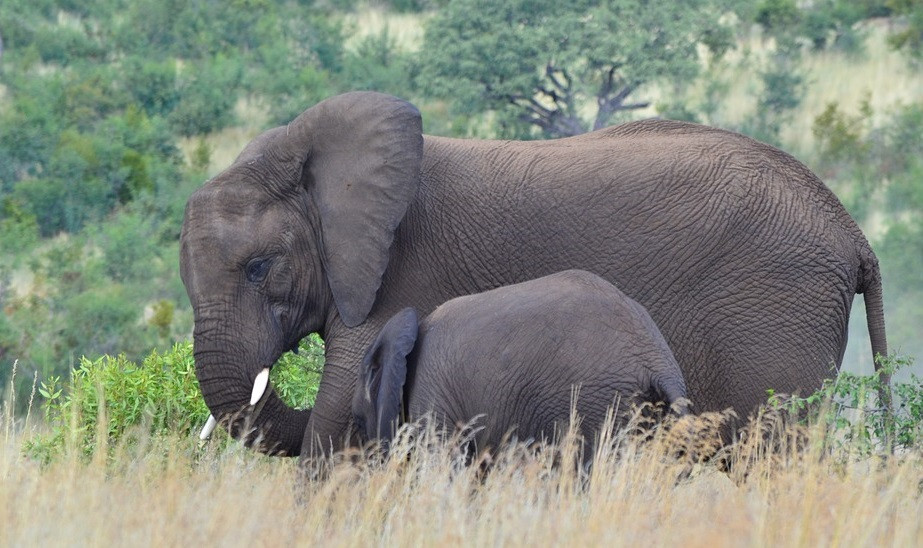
<box><xmin>181</xmin><ymin>91</ymin><xmax>887</xmax><ymax>457</ymax></box>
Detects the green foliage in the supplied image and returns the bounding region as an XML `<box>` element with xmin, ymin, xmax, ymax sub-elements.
<box><xmin>168</xmin><ymin>56</ymin><xmax>243</xmax><ymax>136</ymax></box>
<box><xmin>121</xmin><ymin>57</ymin><xmax>180</xmax><ymax>118</ymax></box>
<box><xmin>190</xmin><ymin>139</ymin><xmax>212</xmax><ymax>174</ymax></box>
<box><xmin>31</xmin><ymin>23</ymin><xmax>106</xmax><ymax>65</ymax></box>
<box><xmin>271</xmin><ymin>334</ymin><xmax>325</xmax><ymax>411</ymax></box>
<box><xmin>878</xmin><ymin>220</ymin><xmax>923</xmax><ymax>354</ymax></box>
<box><xmin>2</xmin><ymin>92</ymin><xmax>181</xmax><ymax>235</ymax></box>
<box><xmin>340</xmin><ymin>28</ymin><xmax>415</xmax><ymax>98</ymax></box>
<box><xmin>61</xmin><ymin>287</ymin><xmax>139</xmax><ymax>356</ymax></box>
<box><xmin>736</xmin><ymin>2</ymin><xmax>812</xmax><ymax>146</ymax></box>
<box><xmin>254</xmin><ymin>62</ymin><xmax>334</xmax><ymax>127</ymax></box>
<box><xmin>24</xmin><ymin>343</ymin><xmax>206</xmax><ymax>461</ymax></box>
<box><xmin>768</xmin><ymin>354</ymin><xmax>922</xmax><ymax>455</ymax></box>
<box><xmin>149</xmin><ymin>300</ymin><xmax>175</xmax><ymax>339</ymax></box>
<box><xmin>745</xmin><ymin>62</ymin><xmax>806</xmax><ymax>145</ymax></box>
<box><xmin>0</xmin><ymin>74</ymin><xmax>67</xmax><ymax>188</ymax></box>
<box><xmin>887</xmin><ymin>0</ymin><xmax>923</xmax><ymax>59</ymax></box>
<box><xmin>810</xmin><ymin>98</ymin><xmax>877</xmax><ymax>218</ymax></box>
<box><xmin>0</xmin><ymin>198</ymin><xmax>40</xmax><ymax>256</ymax></box>
<box><xmin>0</xmin><ymin>217</ymin><xmax>186</xmax><ymax>395</ymax></box>
<box><xmin>386</xmin><ymin>0</ymin><xmax>447</xmax><ymax>13</ymax></box>
<box><xmin>755</xmin><ymin>0</ymin><xmax>800</xmax><ymax>31</ymax></box>
<box><xmin>23</xmin><ymin>339</ymin><xmax>324</xmax><ymax>462</ymax></box>
<box><xmin>94</xmin><ymin>211</ymin><xmax>158</xmax><ymax>282</ymax></box>
<box><xmin>12</xmin><ymin>176</ymin><xmax>109</xmax><ymax>237</ymax></box>
<box><xmin>812</xmin><ymin>98</ymin><xmax>873</xmax><ymax>164</ymax></box>
<box><xmin>417</xmin><ymin>0</ymin><xmax>734</xmax><ymax>138</ymax></box>
<box><xmin>752</xmin><ymin>0</ymin><xmax>882</xmax><ymax>53</ymax></box>
<box><xmin>242</xmin><ymin>10</ymin><xmax>346</xmax><ymax>125</ymax></box>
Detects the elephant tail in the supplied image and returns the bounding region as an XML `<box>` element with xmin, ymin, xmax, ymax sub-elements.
<box><xmin>864</xmin><ymin>279</ymin><xmax>889</xmax><ymax>371</ymax></box>
<box><xmin>859</xmin><ymin>250</ymin><xmax>890</xmax><ymax>406</ymax></box>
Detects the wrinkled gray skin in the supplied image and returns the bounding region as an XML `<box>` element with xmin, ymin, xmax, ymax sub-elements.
<box><xmin>179</xmin><ymin>92</ymin><xmax>887</xmax><ymax>458</ymax></box>
<box><xmin>352</xmin><ymin>270</ymin><xmax>691</xmax><ymax>455</ymax></box>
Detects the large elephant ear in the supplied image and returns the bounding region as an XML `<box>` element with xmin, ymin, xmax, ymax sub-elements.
<box><xmin>282</xmin><ymin>92</ymin><xmax>423</xmax><ymax>327</ymax></box>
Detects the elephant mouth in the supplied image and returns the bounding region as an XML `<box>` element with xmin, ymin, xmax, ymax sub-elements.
<box><xmin>199</xmin><ymin>366</ymin><xmax>272</xmax><ymax>440</ymax></box>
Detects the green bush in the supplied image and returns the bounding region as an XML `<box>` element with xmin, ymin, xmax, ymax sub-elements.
<box><xmin>769</xmin><ymin>353</ymin><xmax>923</xmax><ymax>455</ymax></box>
<box><xmin>13</xmin><ymin>176</ymin><xmax>110</xmax><ymax>237</ymax></box>
<box><xmin>93</xmin><ymin>211</ymin><xmax>158</xmax><ymax>283</ymax></box>
<box><xmin>23</xmin><ymin>337</ymin><xmax>324</xmax><ymax>462</ymax></box>
<box><xmin>32</xmin><ymin>24</ymin><xmax>105</xmax><ymax>65</ymax></box>
<box><xmin>0</xmin><ymin>198</ymin><xmax>40</xmax><ymax>256</ymax></box>
<box><xmin>61</xmin><ymin>286</ymin><xmax>144</xmax><ymax>357</ymax></box>
<box><xmin>121</xmin><ymin>57</ymin><xmax>180</xmax><ymax>119</ymax></box>
<box><xmin>339</xmin><ymin>28</ymin><xmax>415</xmax><ymax>98</ymax></box>
<box><xmin>168</xmin><ymin>56</ymin><xmax>242</xmax><ymax>136</ymax></box>
<box><xmin>0</xmin><ymin>74</ymin><xmax>66</xmax><ymax>189</ymax></box>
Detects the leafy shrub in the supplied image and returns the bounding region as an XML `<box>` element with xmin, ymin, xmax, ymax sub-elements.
<box><xmin>13</xmin><ymin>176</ymin><xmax>110</xmax><ymax>237</ymax></box>
<box><xmin>6</xmin><ymin>105</ymin><xmax>181</xmax><ymax>236</ymax></box>
<box><xmin>168</xmin><ymin>56</ymin><xmax>242</xmax><ymax>136</ymax></box>
<box><xmin>755</xmin><ymin>0</ymin><xmax>800</xmax><ymax>31</ymax></box>
<box><xmin>0</xmin><ymin>198</ymin><xmax>40</xmax><ymax>256</ymax></box>
<box><xmin>0</xmin><ymin>74</ymin><xmax>67</xmax><ymax>189</ymax></box>
<box><xmin>741</xmin><ymin>56</ymin><xmax>806</xmax><ymax>145</ymax></box>
<box><xmin>340</xmin><ymin>28</ymin><xmax>415</xmax><ymax>98</ymax></box>
<box><xmin>93</xmin><ymin>211</ymin><xmax>157</xmax><ymax>282</ymax></box>
<box><xmin>149</xmin><ymin>300</ymin><xmax>175</xmax><ymax>339</ymax></box>
<box><xmin>61</xmin><ymin>286</ymin><xmax>144</xmax><ymax>357</ymax></box>
<box><xmin>768</xmin><ymin>353</ymin><xmax>923</xmax><ymax>456</ymax></box>
<box><xmin>121</xmin><ymin>57</ymin><xmax>180</xmax><ymax>120</ymax></box>
<box><xmin>752</xmin><ymin>0</ymin><xmax>875</xmax><ymax>53</ymax></box>
<box><xmin>32</xmin><ymin>24</ymin><xmax>105</xmax><ymax>65</ymax></box>
<box><xmin>272</xmin><ymin>333</ymin><xmax>325</xmax><ymax>410</ymax></box>
<box><xmin>888</xmin><ymin>0</ymin><xmax>923</xmax><ymax>59</ymax></box>
<box><xmin>23</xmin><ymin>337</ymin><xmax>324</xmax><ymax>462</ymax></box>
<box><xmin>812</xmin><ymin>98</ymin><xmax>873</xmax><ymax>166</ymax></box>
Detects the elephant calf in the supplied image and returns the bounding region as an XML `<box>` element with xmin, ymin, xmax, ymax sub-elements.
<box><xmin>352</xmin><ymin>270</ymin><xmax>690</xmax><ymax>456</ymax></box>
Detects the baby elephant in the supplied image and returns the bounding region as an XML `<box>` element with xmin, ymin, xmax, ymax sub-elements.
<box><xmin>352</xmin><ymin>269</ymin><xmax>690</xmax><ymax>455</ymax></box>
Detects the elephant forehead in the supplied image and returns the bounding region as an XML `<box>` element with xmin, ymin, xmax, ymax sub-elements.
<box><xmin>186</xmin><ymin>178</ymin><xmax>272</xmax><ymax>221</ymax></box>
<box><xmin>186</xmin><ymin>184</ymin><xmax>293</xmax><ymax>243</ymax></box>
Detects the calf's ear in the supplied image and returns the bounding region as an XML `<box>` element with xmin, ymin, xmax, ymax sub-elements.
<box><xmin>359</xmin><ymin>307</ymin><xmax>419</xmax><ymax>442</ymax></box>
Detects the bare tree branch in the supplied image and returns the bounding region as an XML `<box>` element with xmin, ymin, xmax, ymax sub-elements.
<box><xmin>594</xmin><ymin>82</ymin><xmax>649</xmax><ymax>130</ymax></box>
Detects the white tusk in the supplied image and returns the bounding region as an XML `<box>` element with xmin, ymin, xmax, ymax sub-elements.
<box><xmin>199</xmin><ymin>415</ymin><xmax>217</xmax><ymax>440</ymax></box>
<box><xmin>250</xmin><ymin>368</ymin><xmax>270</xmax><ymax>406</ymax></box>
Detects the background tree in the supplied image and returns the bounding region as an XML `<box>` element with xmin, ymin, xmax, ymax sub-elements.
<box><xmin>417</xmin><ymin>0</ymin><xmax>735</xmax><ymax>138</ymax></box>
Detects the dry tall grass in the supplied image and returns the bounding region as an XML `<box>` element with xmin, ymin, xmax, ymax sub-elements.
<box><xmin>3</xmin><ymin>406</ymin><xmax>921</xmax><ymax>547</ymax></box>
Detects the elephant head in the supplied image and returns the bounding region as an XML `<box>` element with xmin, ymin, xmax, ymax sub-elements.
<box><xmin>352</xmin><ymin>307</ymin><xmax>419</xmax><ymax>444</ymax></box>
<box><xmin>180</xmin><ymin>92</ymin><xmax>423</xmax><ymax>455</ymax></box>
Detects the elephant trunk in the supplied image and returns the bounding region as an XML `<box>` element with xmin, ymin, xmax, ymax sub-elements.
<box><xmin>195</xmin><ymin>350</ymin><xmax>309</xmax><ymax>456</ymax></box>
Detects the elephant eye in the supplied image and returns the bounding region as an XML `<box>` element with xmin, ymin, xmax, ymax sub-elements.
<box><xmin>246</xmin><ymin>258</ymin><xmax>272</xmax><ymax>283</ymax></box>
